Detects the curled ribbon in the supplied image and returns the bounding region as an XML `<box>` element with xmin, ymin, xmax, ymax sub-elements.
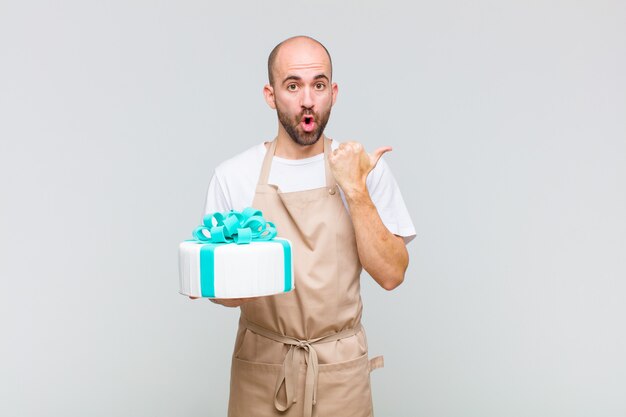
<box><xmin>192</xmin><ymin>207</ymin><xmax>277</xmax><ymax>245</ymax></box>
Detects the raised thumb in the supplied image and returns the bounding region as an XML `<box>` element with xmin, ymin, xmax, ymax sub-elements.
<box><xmin>369</xmin><ymin>146</ymin><xmax>393</xmax><ymax>167</ymax></box>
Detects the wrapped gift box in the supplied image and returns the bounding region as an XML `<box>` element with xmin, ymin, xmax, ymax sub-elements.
<box><xmin>178</xmin><ymin>208</ymin><xmax>294</xmax><ymax>298</ymax></box>
<box><xmin>179</xmin><ymin>238</ymin><xmax>293</xmax><ymax>298</ymax></box>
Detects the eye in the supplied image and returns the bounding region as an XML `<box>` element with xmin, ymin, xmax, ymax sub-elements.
<box><xmin>315</xmin><ymin>82</ymin><xmax>325</xmax><ymax>90</ymax></box>
<box><xmin>287</xmin><ymin>84</ymin><xmax>298</xmax><ymax>91</ymax></box>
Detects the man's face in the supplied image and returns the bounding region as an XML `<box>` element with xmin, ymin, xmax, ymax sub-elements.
<box><xmin>265</xmin><ymin>40</ymin><xmax>337</xmax><ymax>146</ymax></box>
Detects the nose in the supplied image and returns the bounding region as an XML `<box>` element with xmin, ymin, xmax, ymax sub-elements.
<box><xmin>301</xmin><ymin>86</ymin><xmax>314</xmax><ymax>109</ymax></box>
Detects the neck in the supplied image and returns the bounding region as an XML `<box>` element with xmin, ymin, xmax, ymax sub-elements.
<box><xmin>274</xmin><ymin>128</ymin><xmax>325</xmax><ymax>159</ymax></box>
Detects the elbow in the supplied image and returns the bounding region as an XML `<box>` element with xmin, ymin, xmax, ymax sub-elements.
<box><xmin>366</xmin><ymin>243</ymin><xmax>409</xmax><ymax>291</ymax></box>
<box><xmin>381</xmin><ymin>274</ymin><xmax>404</xmax><ymax>291</ymax></box>
<box><xmin>380</xmin><ymin>256</ymin><xmax>408</xmax><ymax>291</ymax></box>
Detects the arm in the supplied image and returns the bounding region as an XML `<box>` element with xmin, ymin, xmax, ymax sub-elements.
<box><xmin>328</xmin><ymin>141</ymin><xmax>409</xmax><ymax>290</ymax></box>
<box><xmin>189</xmin><ymin>296</ymin><xmax>258</xmax><ymax>307</ymax></box>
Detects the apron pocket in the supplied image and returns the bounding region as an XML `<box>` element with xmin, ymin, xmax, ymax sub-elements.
<box><xmin>315</xmin><ymin>352</ymin><xmax>374</xmax><ymax>417</ymax></box>
<box><xmin>229</xmin><ymin>353</ymin><xmax>375</xmax><ymax>417</ymax></box>
<box><xmin>229</xmin><ymin>357</ymin><xmax>286</xmax><ymax>417</ymax></box>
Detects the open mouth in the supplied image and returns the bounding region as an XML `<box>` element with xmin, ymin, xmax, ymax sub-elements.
<box><xmin>300</xmin><ymin>115</ymin><xmax>316</xmax><ymax>133</ymax></box>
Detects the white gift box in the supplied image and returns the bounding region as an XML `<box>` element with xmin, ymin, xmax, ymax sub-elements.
<box><xmin>178</xmin><ymin>238</ymin><xmax>294</xmax><ymax>298</ymax></box>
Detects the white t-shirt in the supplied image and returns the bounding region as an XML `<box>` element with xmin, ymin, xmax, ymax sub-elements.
<box><xmin>204</xmin><ymin>141</ymin><xmax>416</xmax><ymax>244</ymax></box>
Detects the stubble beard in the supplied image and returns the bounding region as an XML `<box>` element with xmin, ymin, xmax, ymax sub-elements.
<box><xmin>276</xmin><ymin>105</ymin><xmax>331</xmax><ymax>147</ymax></box>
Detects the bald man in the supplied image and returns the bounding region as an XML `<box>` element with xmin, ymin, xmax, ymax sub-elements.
<box><xmin>201</xmin><ymin>36</ymin><xmax>415</xmax><ymax>417</ymax></box>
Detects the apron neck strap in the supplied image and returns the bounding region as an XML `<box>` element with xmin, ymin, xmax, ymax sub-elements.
<box><xmin>322</xmin><ymin>137</ymin><xmax>335</xmax><ymax>189</ymax></box>
<box><xmin>258</xmin><ymin>139</ymin><xmax>278</xmax><ymax>185</ymax></box>
<box><xmin>258</xmin><ymin>137</ymin><xmax>337</xmax><ymax>189</ymax></box>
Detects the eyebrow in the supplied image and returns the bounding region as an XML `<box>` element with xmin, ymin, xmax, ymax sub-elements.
<box><xmin>281</xmin><ymin>74</ymin><xmax>330</xmax><ymax>84</ymax></box>
<box><xmin>313</xmin><ymin>74</ymin><xmax>330</xmax><ymax>82</ymax></box>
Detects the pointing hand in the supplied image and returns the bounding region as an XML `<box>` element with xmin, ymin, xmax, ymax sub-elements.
<box><xmin>328</xmin><ymin>141</ymin><xmax>392</xmax><ymax>196</ymax></box>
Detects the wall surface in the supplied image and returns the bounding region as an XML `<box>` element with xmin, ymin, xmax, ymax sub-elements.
<box><xmin>1</xmin><ymin>1</ymin><xmax>625</xmax><ymax>416</ymax></box>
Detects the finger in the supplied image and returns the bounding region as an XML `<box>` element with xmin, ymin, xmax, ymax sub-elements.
<box><xmin>369</xmin><ymin>146</ymin><xmax>392</xmax><ymax>167</ymax></box>
<box><xmin>328</xmin><ymin>149</ymin><xmax>337</xmax><ymax>164</ymax></box>
<box><xmin>351</xmin><ymin>142</ymin><xmax>363</xmax><ymax>153</ymax></box>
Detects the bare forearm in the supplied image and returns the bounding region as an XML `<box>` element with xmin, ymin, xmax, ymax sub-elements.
<box><xmin>345</xmin><ymin>190</ymin><xmax>408</xmax><ymax>290</ymax></box>
<box><xmin>328</xmin><ymin>141</ymin><xmax>408</xmax><ymax>289</ymax></box>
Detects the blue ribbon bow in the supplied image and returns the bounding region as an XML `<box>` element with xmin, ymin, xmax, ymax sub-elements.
<box><xmin>192</xmin><ymin>207</ymin><xmax>277</xmax><ymax>245</ymax></box>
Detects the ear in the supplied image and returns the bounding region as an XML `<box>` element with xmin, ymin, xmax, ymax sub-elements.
<box><xmin>331</xmin><ymin>82</ymin><xmax>338</xmax><ymax>106</ymax></box>
<box><xmin>263</xmin><ymin>84</ymin><xmax>276</xmax><ymax>109</ymax></box>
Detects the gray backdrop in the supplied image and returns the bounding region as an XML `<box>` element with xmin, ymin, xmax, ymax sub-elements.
<box><xmin>1</xmin><ymin>1</ymin><xmax>625</xmax><ymax>416</ymax></box>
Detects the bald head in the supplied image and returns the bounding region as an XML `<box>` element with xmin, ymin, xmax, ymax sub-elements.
<box><xmin>267</xmin><ymin>36</ymin><xmax>333</xmax><ymax>87</ymax></box>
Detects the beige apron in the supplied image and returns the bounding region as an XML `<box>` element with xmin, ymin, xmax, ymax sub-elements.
<box><xmin>228</xmin><ymin>137</ymin><xmax>383</xmax><ymax>417</ymax></box>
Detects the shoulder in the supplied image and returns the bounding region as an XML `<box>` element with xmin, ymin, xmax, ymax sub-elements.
<box><xmin>214</xmin><ymin>142</ymin><xmax>266</xmax><ymax>178</ymax></box>
<box><xmin>206</xmin><ymin>142</ymin><xmax>267</xmax><ymax>212</ymax></box>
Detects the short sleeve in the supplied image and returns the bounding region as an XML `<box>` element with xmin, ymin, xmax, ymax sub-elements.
<box><xmin>366</xmin><ymin>158</ymin><xmax>416</xmax><ymax>244</ymax></box>
<box><xmin>203</xmin><ymin>172</ymin><xmax>232</xmax><ymax>216</ymax></box>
